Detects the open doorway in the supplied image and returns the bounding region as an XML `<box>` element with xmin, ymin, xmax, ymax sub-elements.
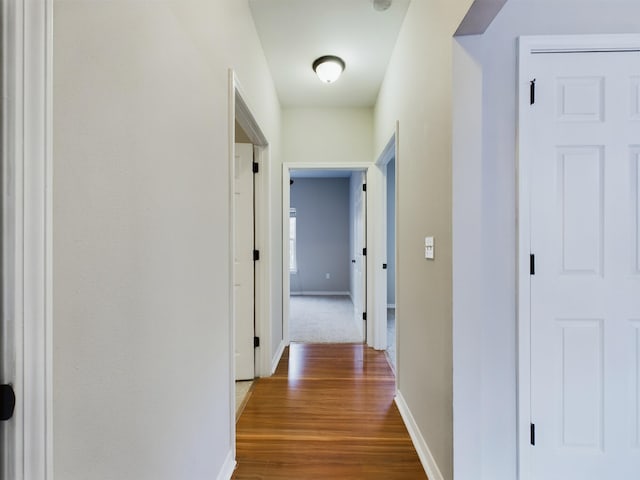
<box><xmin>287</xmin><ymin>168</ymin><xmax>367</xmax><ymax>344</ymax></box>
<box><xmin>372</xmin><ymin>130</ymin><xmax>397</xmax><ymax>371</ymax></box>
<box><xmin>229</xmin><ymin>71</ymin><xmax>276</xmax><ymax>434</ymax></box>
<box><xmin>385</xmin><ymin>157</ymin><xmax>396</xmax><ymax>370</ymax></box>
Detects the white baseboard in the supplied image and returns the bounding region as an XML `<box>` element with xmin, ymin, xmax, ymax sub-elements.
<box><xmin>290</xmin><ymin>291</ymin><xmax>350</xmax><ymax>296</ymax></box>
<box><xmin>395</xmin><ymin>391</ymin><xmax>444</xmax><ymax>480</ymax></box>
<box><xmin>387</xmin><ymin>303</ymin><xmax>396</xmax><ymax>309</ymax></box>
<box><xmin>272</xmin><ymin>338</ymin><xmax>286</xmax><ymax>374</ymax></box>
<box><xmin>216</xmin><ymin>450</ymin><xmax>236</xmax><ymax>480</ymax></box>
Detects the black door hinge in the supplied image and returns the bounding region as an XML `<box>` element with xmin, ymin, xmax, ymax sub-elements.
<box><xmin>382</xmin><ymin>263</ymin><xmax>387</xmax><ymax>270</ymax></box>
<box><xmin>362</xmin><ymin>184</ymin><xmax>367</xmax><ymax>192</ymax></box>
<box><xmin>362</xmin><ymin>312</ymin><xmax>367</xmax><ymax>321</ymax></box>
<box><xmin>530</xmin><ymin>254</ymin><xmax>535</xmax><ymax>275</ymax></box>
<box><xmin>252</xmin><ymin>161</ymin><xmax>259</xmax><ymax>173</ymax></box>
<box><xmin>0</xmin><ymin>385</ymin><xmax>16</xmax><ymax>421</ymax></box>
<box><xmin>530</xmin><ymin>79</ymin><xmax>536</xmax><ymax>105</ymax></box>
<box><xmin>362</xmin><ymin>248</ymin><xmax>367</xmax><ymax>256</ymax></box>
<box><xmin>530</xmin><ymin>423</ymin><xmax>536</xmax><ymax>445</ymax></box>
<box><xmin>254</xmin><ymin>336</ymin><xmax>260</xmax><ymax>348</ymax></box>
<box><xmin>253</xmin><ymin>250</ymin><xmax>260</xmax><ymax>261</ymax></box>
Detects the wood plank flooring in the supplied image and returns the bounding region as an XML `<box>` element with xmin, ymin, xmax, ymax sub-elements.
<box><xmin>233</xmin><ymin>343</ymin><xmax>427</xmax><ymax>479</ymax></box>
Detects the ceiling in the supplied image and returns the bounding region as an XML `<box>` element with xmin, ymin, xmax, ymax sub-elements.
<box><xmin>248</xmin><ymin>0</ymin><xmax>411</xmax><ymax>108</ymax></box>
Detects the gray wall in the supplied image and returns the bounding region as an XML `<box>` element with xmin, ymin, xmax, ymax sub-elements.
<box><xmin>386</xmin><ymin>158</ymin><xmax>396</xmax><ymax>305</ymax></box>
<box><xmin>452</xmin><ymin>1</ymin><xmax>640</xmax><ymax>479</ymax></box>
<box><xmin>290</xmin><ymin>178</ymin><xmax>351</xmax><ymax>294</ymax></box>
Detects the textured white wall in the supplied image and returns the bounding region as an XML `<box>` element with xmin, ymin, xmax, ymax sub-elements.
<box><xmin>53</xmin><ymin>1</ymin><xmax>281</xmax><ymax>478</ymax></box>
<box><xmin>452</xmin><ymin>1</ymin><xmax>640</xmax><ymax>479</ymax></box>
<box><xmin>373</xmin><ymin>1</ymin><xmax>474</xmax><ymax>478</ymax></box>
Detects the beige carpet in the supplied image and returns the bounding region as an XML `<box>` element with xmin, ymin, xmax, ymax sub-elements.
<box><xmin>289</xmin><ymin>295</ymin><xmax>363</xmax><ymax>343</ymax></box>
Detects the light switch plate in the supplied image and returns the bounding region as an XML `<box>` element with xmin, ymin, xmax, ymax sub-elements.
<box><xmin>425</xmin><ymin>236</ymin><xmax>434</xmax><ymax>259</ymax></box>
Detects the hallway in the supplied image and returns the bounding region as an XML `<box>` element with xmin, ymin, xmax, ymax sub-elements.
<box><xmin>233</xmin><ymin>343</ymin><xmax>425</xmax><ymax>479</ymax></box>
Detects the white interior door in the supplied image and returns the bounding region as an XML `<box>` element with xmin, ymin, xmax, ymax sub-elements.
<box><xmin>352</xmin><ymin>172</ymin><xmax>367</xmax><ymax>340</ymax></box>
<box><xmin>234</xmin><ymin>143</ymin><xmax>255</xmax><ymax>381</ymax></box>
<box><xmin>528</xmin><ymin>49</ymin><xmax>640</xmax><ymax>479</ymax></box>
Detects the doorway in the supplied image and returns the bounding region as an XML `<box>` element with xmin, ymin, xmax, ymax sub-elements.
<box><xmin>229</xmin><ymin>71</ymin><xmax>277</xmax><ymax>453</ymax></box>
<box><xmin>284</xmin><ymin>167</ymin><xmax>368</xmax><ymax>345</ymax></box>
<box><xmin>518</xmin><ymin>35</ymin><xmax>640</xmax><ymax>479</ymax></box>
<box><xmin>385</xmin><ymin>157</ymin><xmax>397</xmax><ymax>370</ymax></box>
<box><xmin>372</xmin><ymin>130</ymin><xmax>398</xmax><ymax>369</ymax></box>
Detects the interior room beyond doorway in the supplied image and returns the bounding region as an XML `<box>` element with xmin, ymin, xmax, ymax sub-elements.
<box><xmin>288</xmin><ymin>169</ymin><xmax>367</xmax><ymax>344</ymax></box>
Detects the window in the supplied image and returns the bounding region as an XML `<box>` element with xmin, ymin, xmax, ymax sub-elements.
<box><xmin>289</xmin><ymin>208</ymin><xmax>297</xmax><ymax>273</ymax></box>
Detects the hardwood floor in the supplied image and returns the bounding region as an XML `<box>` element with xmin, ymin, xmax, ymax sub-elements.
<box><xmin>233</xmin><ymin>343</ymin><xmax>427</xmax><ymax>479</ymax></box>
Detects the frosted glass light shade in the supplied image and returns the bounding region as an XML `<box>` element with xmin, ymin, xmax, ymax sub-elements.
<box><xmin>312</xmin><ymin>56</ymin><xmax>345</xmax><ymax>84</ymax></box>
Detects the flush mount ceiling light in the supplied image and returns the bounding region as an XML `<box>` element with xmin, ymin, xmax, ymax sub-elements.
<box><xmin>312</xmin><ymin>56</ymin><xmax>345</xmax><ymax>84</ymax></box>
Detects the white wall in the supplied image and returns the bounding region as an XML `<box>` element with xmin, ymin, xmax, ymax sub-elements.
<box><xmin>283</xmin><ymin>107</ymin><xmax>373</xmax><ymax>165</ymax></box>
<box><xmin>53</xmin><ymin>1</ymin><xmax>281</xmax><ymax>479</ymax></box>
<box><xmin>452</xmin><ymin>1</ymin><xmax>640</xmax><ymax>479</ymax></box>
<box><xmin>373</xmin><ymin>1</ymin><xmax>474</xmax><ymax>478</ymax></box>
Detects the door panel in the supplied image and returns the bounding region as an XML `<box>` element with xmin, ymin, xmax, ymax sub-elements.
<box><xmin>234</xmin><ymin>143</ymin><xmax>255</xmax><ymax>381</ymax></box>
<box><xmin>352</xmin><ymin>172</ymin><xmax>366</xmax><ymax>341</ymax></box>
<box><xmin>529</xmin><ymin>50</ymin><xmax>640</xmax><ymax>479</ymax></box>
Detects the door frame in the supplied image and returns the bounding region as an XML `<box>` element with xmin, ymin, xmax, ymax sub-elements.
<box><xmin>282</xmin><ymin>163</ymin><xmax>373</xmax><ymax>347</ymax></box>
<box><xmin>228</xmin><ymin>71</ymin><xmax>274</xmax><ymax>461</ymax></box>
<box><xmin>373</xmin><ymin>127</ymin><xmax>398</xmax><ymax>357</ymax></box>
<box><xmin>516</xmin><ymin>33</ymin><xmax>640</xmax><ymax>480</ymax></box>
<box><xmin>1</xmin><ymin>1</ymin><xmax>53</xmax><ymax>479</ymax></box>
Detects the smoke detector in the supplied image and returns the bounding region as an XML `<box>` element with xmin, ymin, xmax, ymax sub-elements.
<box><xmin>372</xmin><ymin>0</ymin><xmax>392</xmax><ymax>11</ymax></box>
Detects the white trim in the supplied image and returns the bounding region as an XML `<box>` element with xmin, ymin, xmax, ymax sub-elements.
<box><xmin>282</xmin><ymin>167</ymin><xmax>291</xmax><ymax>346</ymax></box>
<box><xmin>289</xmin><ymin>291</ymin><xmax>351</xmax><ymax>296</ymax></box>
<box><xmin>286</xmin><ymin>162</ymin><xmax>371</xmax><ymax>171</ymax></box>
<box><xmin>2</xmin><ymin>1</ymin><xmax>53</xmax><ymax>479</ymax></box>
<box><xmin>235</xmin><ymin>90</ymin><xmax>268</xmax><ymax>147</ymax></box>
<box><xmin>227</xmin><ymin>69</ymin><xmax>237</xmax><ymax>463</ymax></box>
<box><xmin>395</xmin><ymin>391</ymin><xmax>443</xmax><ymax>480</ymax></box>
<box><xmin>215</xmin><ymin>451</ymin><xmax>236</xmax><ymax>480</ymax></box>
<box><xmin>271</xmin><ymin>339</ymin><xmax>286</xmax><ymax>375</ymax></box>
<box><xmin>387</xmin><ymin>304</ymin><xmax>396</xmax><ymax>309</ymax></box>
<box><xmin>516</xmin><ymin>34</ymin><xmax>640</xmax><ymax>480</ymax></box>
<box><xmin>377</xmin><ymin>134</ymin><xmax>396</xmax><ymax>167</ymax></box>
<box><xmin>373</xmin><ymin>131</ymin><xmax>397</xmax><ymax>352</ymax></box>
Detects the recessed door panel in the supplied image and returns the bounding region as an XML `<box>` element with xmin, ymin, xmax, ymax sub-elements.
<box><xmin>632</xmin><ymin>321</ymin><xmax>640</xmax><ymax>449</ymax></box>
<box><xmin>632</xmin><ymin>77</ymin><xmax>640</xmax><ymax>121</ymax></box>
<box><xmin>557</xmin><ymin>77</ymin><xmax>604</xmax><ymax>122</ymax></box>
<box><xmin>558</xmin><ymin>319</ymin><xmax>604</xmax><ymax>449</ymax></box>
<box><xmin>633</xmin><ymin>148</ymin><xmax>640</xmax><ymax>273</ymax></box>
<box><xmin>558</xmin><ymin>147</ymin><xmax>604</xmax><ymax>275</ymax></box>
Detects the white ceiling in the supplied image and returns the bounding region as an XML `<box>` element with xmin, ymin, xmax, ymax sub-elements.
<box><xmin>248</xmin><ymin>0</ymin><xmax>411</xmax><ymax>108</ymax></box>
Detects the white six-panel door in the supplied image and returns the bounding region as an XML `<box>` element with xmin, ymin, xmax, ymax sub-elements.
<box><xmin>234</xmin><ymin>143</ymin><xmax>255</xmax><ymax>381</ymax></box>
<box><xmin>527</xmin><ymin>48</ymin><xmax>640</xmax><ymax>479</ymax></box>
